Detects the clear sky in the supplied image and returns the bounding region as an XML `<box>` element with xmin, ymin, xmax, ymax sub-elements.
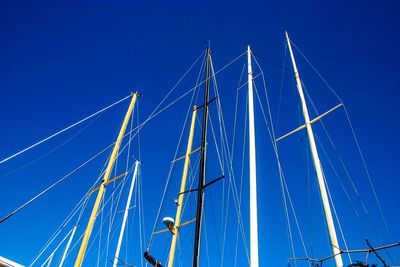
<box><xmin>0</xmin><ymin>1</ymin><xmax>399</xmax><ymax>266</ymax></box>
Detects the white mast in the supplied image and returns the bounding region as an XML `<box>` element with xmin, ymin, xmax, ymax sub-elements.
<box><xmin>285</xmin><ymin>31</ymin><xmax>344</xmax><ymax>267</ymax></box>
<box><xmin>247</xmin><ymin>45</ymin><xmax>259</xmax><ymax>267</ymax></box>
<box><xmin>46</xmin><ymin>253</ymin><xmax>54</xmax><ymax>267</ymax></box>
<box><xmin>58</xmin><ymin>225</ymin><xmax>77</xmax><ymax>267</ymax></box>
<box><xmin>112</xmin><ymin>160</ymin><xmax>140</xmax><ymax>267</ymax></box>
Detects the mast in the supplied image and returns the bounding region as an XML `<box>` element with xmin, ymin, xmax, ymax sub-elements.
<box><xmin>46</xmin><ymin>253</ymin><xmax>55</xmax><ymax>267</ymax></box>
<box><xmin>59</xmin><ymin>225</ymin><xmax>77</xmax><ymax>267</ymax></box>
<box><xmin>112</xmin><ymin>160</ymin><xmax>140</xmax><ymax>267</ymax></box>
<box><xmin>285</xmin><ymin>32</ymin><xmax>344</xmax><ymax>267</ymax></box>
<box><xmin>247</xmin><ymin>46</ymin><xmax>259</xmax><ymax>267</ymax></box>
<box><xmin>74</xmin><ymin>92</ymin><xmax>138</xmax><ymax>267</ymax></box>
<box><xmin>192</xmin><ymin>47</ymin><xmax>211</xmax><ymax>267</ymax></box>
<box><xmin>168</xmin><ymin>106</ymin><xmax>198</xmax><ymax>267</ymax></box>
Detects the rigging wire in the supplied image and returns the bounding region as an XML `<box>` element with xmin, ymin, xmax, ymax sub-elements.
<box><xmin>0</xmin><ymin>143</ymin><xmax>115</xmax><ymax>224</ymax></box>
<box><xmin>302</xmin><ymin>83</ymin><xmax>395</xmax><ymax>264</ymax></box>
<box><xmin>298</xmin><ymin>70</ymin><xmax>353</xmax><ymax>263</ymax></box>
<box><xmin>316</xmin><ymin>135</ymin><xmax>367</xmax><ymax>234</ymax></box>
<box><xmin>315</xmin><ymin>135</ymin><xmax>365</xmax><ymax>263</ymax></box>
<box><xmin>289</xmin><ymin>41</ymin><xmax>343</xmax><ymax>103</ymax></box>
<box><xmin>11</xmin><ymin>106</ymin><xmax>143</xmax><ymax>229</ymax></box>
<box><xmin>321</xmin><ymin>160</ymin><xmax>353</xmax><ymax>264</ymax></box>
<box><xmin>134</xmin><ymin>100</ymin><xmax>146</xmax><ymax>267</ymax></box>
<box><xmin>234</xmin><ymin>87</ymin><xmax>248</xmax><ymax>267</ymax></box>
<box><xmin>291</xmin><ymin>39</ymin><xmax>392</xmax><ymax>244</ymax></box>
<box><xmin>4</xmin><ymin>64</ymin><xmax>210</xmax><ymax>226</ymax></box>
<box><xmin>97</xmin><ymin>193</ymin><xmax>105</xmax><ymax>266</ymax></box>
<box><xmin>253</xmin><ymin>78</ymin><xmax>310</xmax><ymax>265</ymax></box>
<box><xmin>146</xmin><ymin>50</ymin><xmax>248</xmax><ymax>252</ymax></box>
<box><xmin>219</xmin><ymin>63</ymin><xmax>245</xmax><ymax>267</ymax></box>
<box><xmin>252</xmin><ymin>53</ymin><xmax>309</xmax><ymax>265</ymax></box>
<box><xmin>0</xmin><ymin>112</ymin><xmax>103</xmax><ymax>178</ymax></box>
<box><xmin>214</xmin><ymin>88</ymin><xmax>250</xmax><ymax>265</ymax></box>
<box><xmin>104</xmin><ymin>104</ymin><xmax>138</xmax><ymax>265</ymax></box>
<box><xmin>30</xmin><ymin>116</ymin><xmax>139</xmax><ymax>265</ymax></box>
<box><xmin>216</xmin><ymin>89</ymin><xmax>251</xmax><ymax>265</ymax></box>
<box><xmin>86</xmin><ymin>165</ymin><xmax>135</xmax><ymax>262</ymax></box>
<box><xmin>2</xmin><ymin>50</ymin><xmax>206</xmax><ymax>227</ymax></box>
<box><xmin>18</xmin><ymin>49</ymin><xmax>247</xmax><ymax>266</ymax></box>
<box><xmin>210</xmin><ymin>58</ymin><xmax>227</xmax><ymax>173</ymax></box>
<box><xmin>39</xmin><ymin>227</ymin><xmax>74</xmax><ymax>267</ymax></box>
<box><xmin>0</xmin><ymin>94</ymin><xmax>132</xmax><ymax>165</ymax></box>
<box><xmin>276</xmin><ymin>44</ymin><xmax>288</xmax><ymax>128</ymax></box>
<box><xmin>302</xmin><ymin>82</ymin><xmax>387</xmax><ymax>237</ymax></box>
<box><xmin>343</xmin><ymin>105</ymin><xmax>393</xmax><ymax>242</ymax></box>
<box><xmin>203</xmin><ymin>210</ymin><xmax>212</xmax><ymax>267</ymax></box>
<box><xmin>28</xmin><ymin>195</ymin><xmax>88</xmax><ymax>266</ymax></box>
<box><xmin>146</xmin><ymin>52</ymin><xmax>204</xmax><ymax>250</ymax></box>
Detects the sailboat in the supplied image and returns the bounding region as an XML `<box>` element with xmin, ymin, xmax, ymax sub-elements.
<box><xmin>0</xmin><ymin>32</ymin><xmax>398</xmax><ymax>267</ymax></box>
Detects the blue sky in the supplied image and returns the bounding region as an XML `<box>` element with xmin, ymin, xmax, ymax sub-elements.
<box><xmin>0</xmin><ymin>1</ymin><xmax>399</xmax><ymax>266</ymax></box>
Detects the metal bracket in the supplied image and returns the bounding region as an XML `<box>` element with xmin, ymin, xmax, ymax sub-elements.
<box><xmin>178</xmin><ymin>175</ymin><xmax>225</xmax><ymax>196</ymax></box>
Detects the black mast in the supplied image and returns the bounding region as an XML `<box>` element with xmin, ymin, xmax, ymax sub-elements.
<box><xmin>192</xmin><ymin>47</ymin><xmax>211</xmax><ymax>267</ymax></box>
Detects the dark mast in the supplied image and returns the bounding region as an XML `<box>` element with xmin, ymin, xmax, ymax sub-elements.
<box><xmin>192</xmin><ymin>47</ymin><xmax>211</xmax><ymax>267</ymax></box>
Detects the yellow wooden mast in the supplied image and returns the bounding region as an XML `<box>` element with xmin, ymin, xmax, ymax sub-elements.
<box><xmin>74</xmin><ymin>92</ymin><xmax>138</xmax><ymax>267</ymax></box>
<box><xmin>167</xmin><ymin>106</ymin><xmax>197</xmax><ymax>267</ymax></box>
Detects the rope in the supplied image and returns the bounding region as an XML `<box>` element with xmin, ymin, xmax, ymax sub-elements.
<box><xmin>210</xmin><ymin>59</ymin><xmax>226</xmax><ymax>172</ymax></box>
<box><xmin>253</xmin><ymin>81</ymin><xmax>310</xmax><ymax>264</ymax></box>
<box><xmin>234</xmin><ymin>89</ymin><xmax>248</xmax><ymax>267</ymax></box>
<box><xmin>30</xmin><ymin>117</ymin><xmax>139</xmax><ymax>265</ymax></box>
<box><xmin>28</xmin><ymin>198</ymin><xmax>88</xmax><ymax>266</ymax></box>
<box><xmin>217</xmin><ymin>64</ymin><xmax>245</xmax><ymax>267</ymax></box>
<box><xmin>343</xmin><ymin>105</ymin><xmax>392</xmax><ymax>241</ymax></box>
<box><xmin>290</xmin><ymin>41</ymin><xmax>343</xmax><ymax>103</ymax></box>
<box><xmin>316</xmin><ymin>135</ymin><xmax>361</xmax><ymax>263</ymax></box>
<box><xmin>230</xmin><ymin>64</ymin><xmax>246</xmax><ymax>160</ymax></box>
<box><xmin>299</xmin><ymin>68</ymin><xmax>393</xmax><ymax>264</ymax></box>
<box><xmin>0</xmin><ymin>94</ymin><xmax>131</xmax><ymax>165</ymax></box>
<box><xmin>276</xmin><ymin>44</ymin><xmax>288</xmax><ymax>129</ymax></box>
<box><xmin>252</xmin><ymin>53</ymin><xmax>308</xmax><ymax>264</ymax></box>
<box><xmin>203</xmin><ymin>211</ymin><xmax>212</xmax><ymax>267</ymax></box>
<box><xmin>39</xmin><ymin>228</ymin><xmax>73</xmax><ymax>267</ymax></box>
<box><xmin>319</xmin><ymin>149</ymin><xmax>352</xmax><ymax>264</ymax></box>
<box><xmin>86</xmin><ymin>165</ymin><xmax>134</xmax><ymax>262</ymax></box>
<box><xmin>213</xmin><ymin>74</ymin><xmax>250</xmax><ymax>264</ymax></box>
<box><xmin>146</xmin><ymin>50</ymin><xmax>248</xmax><ymax>252</ymax></box>
<box><xmin>302</xmin><ymin>81</ymin><xmax>393</xmax><ymax>260</ymax></box>
<box><xmin>0</xmin><ymin>143</ymin><xmax>115</xmax><ymax>224</ymax></box>
<box><xmin>146</xmin><ymin>53</ymin><xmax>202</xmax><ymax>249</ymax></box>
<box><xmin>0</xmin><ymin>112</ymin><xmax>103</xmax><ymax>179</ymax></box>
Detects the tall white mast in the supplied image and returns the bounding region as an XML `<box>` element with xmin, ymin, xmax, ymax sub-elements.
<box><xmin>112</xmin><ymin>160</ymin><xmax>140</xmax><ymax>267</ymax></box>
<box><xmin>285</xmin><ymin>31</ymin><xmax>344</xmax><ymax>267</ymax></box>
<box><xmin>247</xmin><ymin>45</ymin><xmax>259</xmax><ymax>267</ymax></box>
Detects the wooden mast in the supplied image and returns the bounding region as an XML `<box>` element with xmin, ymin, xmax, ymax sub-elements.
<box><xmin>285</xmin><ymin>31</ymin><xmax>344</xmax><ymax>267</ymax></box>
<box><xmin>247</xmin><ymin>45</ymin><xmax>260</xmax><ymax>267</ymax></box>
<box><xmin>74</xmin><ymin>92</ymin><xmax>138</xmax><ymax>267</ymax></box>
<box><xmin>112</xmin><ymin>160</ymin><xmax>140</xmax><ymax>267</ymax></box>
<box><xmin>167</xmin><ymin>106</ymin><xmax>198</xmax><ymax>267</ymax></box>
<box><xmin>192</xmin><ymin>47</ymin><xmax>211</xmax><ymax>267</ymax></box>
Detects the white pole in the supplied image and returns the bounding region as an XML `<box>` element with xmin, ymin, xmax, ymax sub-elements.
<box><xmin>247</xmin><ymin>45</ymin><xmax>259</xmax><ymax>267</ymax></box>
<box><xmin>39</xmin><ymin>228</ymin><xmax>73</xmax><ymax>267</ymax></box>
<box><xmin>285</xmin><ymin>31</ymin><xmax>344</xmax><ymax>267</ymax></box>
<box><xmin>59</xmin><ymin>225</ymin><xmax>77</xmax><ymax>267</ymax></box>
<box><xmin>46</xmin><ymin>253</ymin><xmax>54</xmax><ymax>267</ymax></box>
<box><xmin>112</xmin><ymin>160</ymin><xmax>140</xmax><ymax>267</ymax></box>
